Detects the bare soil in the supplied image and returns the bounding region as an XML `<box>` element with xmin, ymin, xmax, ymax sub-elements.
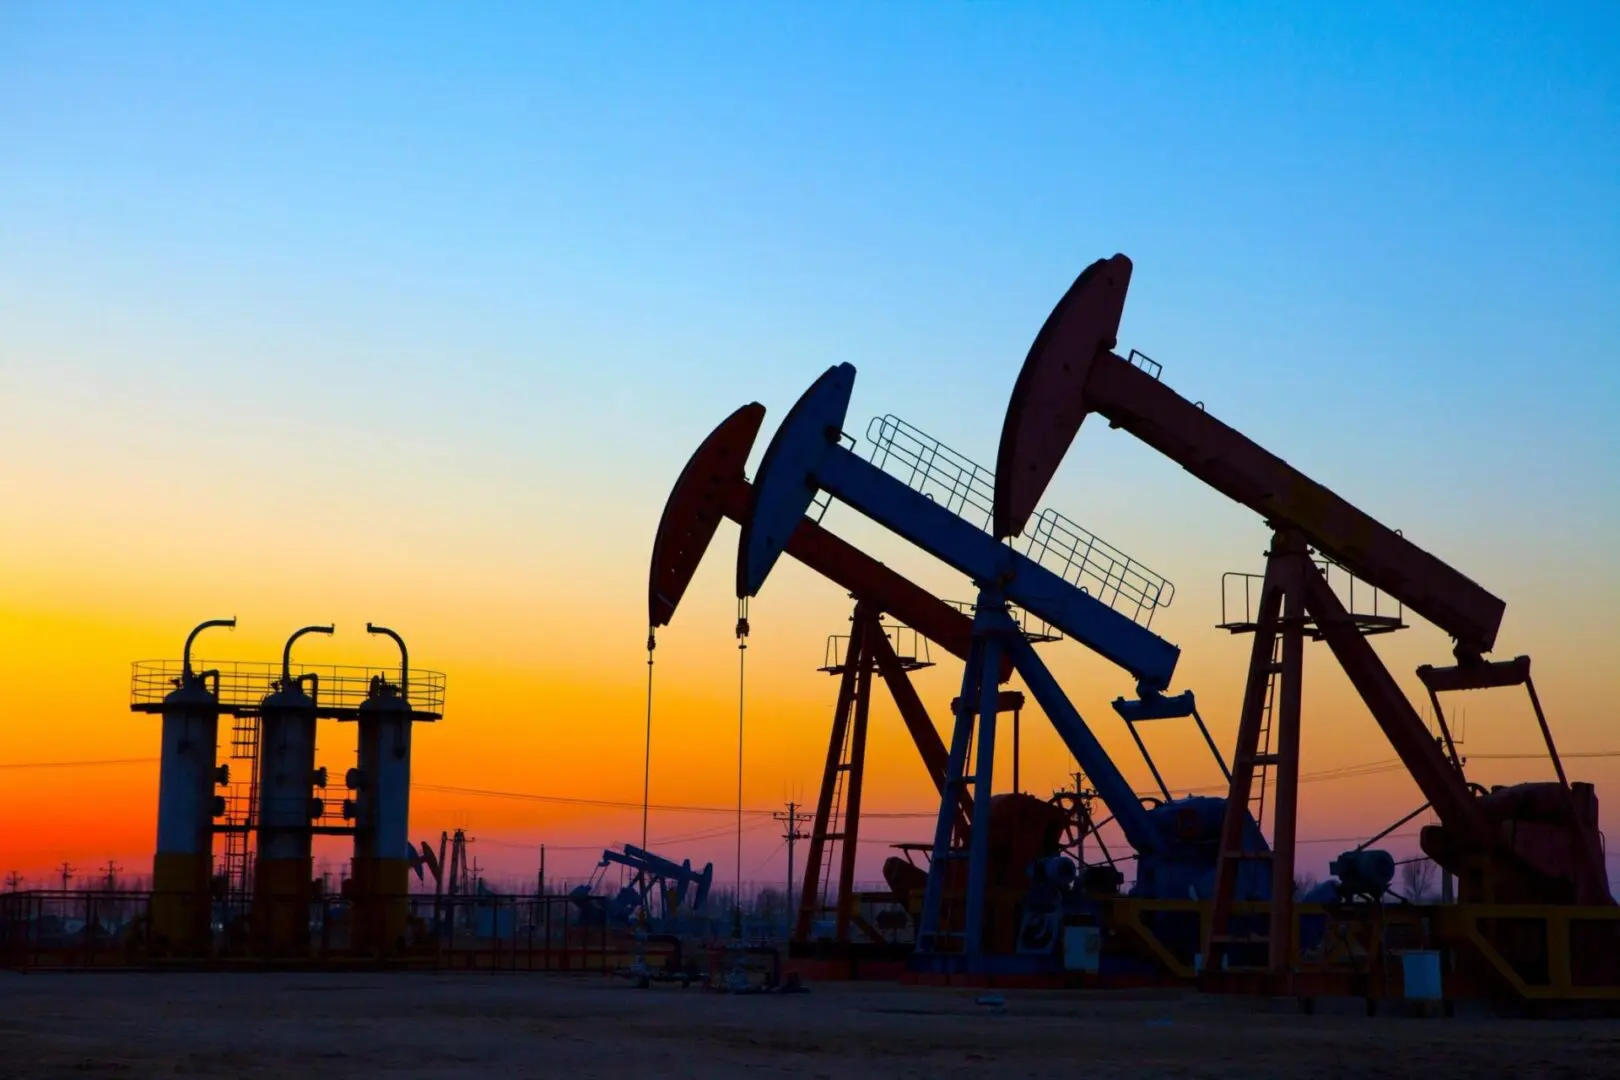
<box><xmin>1</xmin><ymin>971</ymin><xmax>1616</xmax><ymax>1079</ymax></box>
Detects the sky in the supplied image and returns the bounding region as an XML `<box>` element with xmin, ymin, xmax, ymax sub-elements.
<box><xmin>1</xmin><ymin>2</ymin><xmax>1617</xmax><ymax>898</ymax></box>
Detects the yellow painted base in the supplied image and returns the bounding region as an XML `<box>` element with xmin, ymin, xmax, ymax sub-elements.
<box><xmin>150</xmin><ymin>851</ymin><xmax>213</xmax><ymax>956</ymax></box>
<box><xmin>252</xmin><ymin>857</ymin><xmax>313</xmax><ymax>955</ymax></box>
<box><xmin>350</xmin><ymin>857</ymin><xmax>411</xmax><ymax>955</ymax></box>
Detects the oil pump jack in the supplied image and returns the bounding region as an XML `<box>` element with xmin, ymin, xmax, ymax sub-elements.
<box><xmin>567</xmin><ymin>845</ymin><xmax>714</xmax><ymax>928</ymax></box>
<box><xmin>995</xmin><ymin>252</ymin><xmax>1617</xmax><ymax>1004</ymax></box>
<box><xmin>734</xmin><ymin>365</ymin><xmax>1294</xmax><ymax>977</ymax></box>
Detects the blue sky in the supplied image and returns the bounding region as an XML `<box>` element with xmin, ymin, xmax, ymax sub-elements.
<box><xmin>3</xmin><ymin>0</ymin><xmax>1616</xmax><ymax>633</ymax></box>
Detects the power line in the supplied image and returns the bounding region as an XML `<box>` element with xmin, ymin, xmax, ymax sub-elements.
<box><xmin>1471</xmin><ymin>751</ymin><xmax>1620</xmax><ymax>760</ymax></box>
<box><xmin>641</xmin><ymin>629</ymin><xmax>655</xmax><ymax>895</ymax></box>
<box><xmin>10</xmin><ymin>749</ymin><xmax>1616</xmax><ymax>821</ymax></box>
<box><xmin>408</xmin><ymin>758</ymin><xmax>1443</xmax><ymax>821</ymax></box>
<box><xmin>1295</xmin><ymin>829</ymin><xmax>1420</xmax><ymax>846</ymax></box>
<box><xmin>477</xmin><ymin>818</ymin><xmax>776</xmax><ymax>853</ymax></box>
<box><xmin>747</xmin><ymin>839</ymin><xmax>788</xmax><ymax>885</ymax></box>
<box><xmin>412</xmin><ymin>782</ymin><xmax>779</xmax><ymax>817</ymax></box>
<box><xmin>0</xmin><ymin>757</ymin><xmax>158</xmax><ymax>770</ymax></box>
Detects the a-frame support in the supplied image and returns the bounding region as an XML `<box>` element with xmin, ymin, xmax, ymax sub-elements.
<box><xmin>1204</xmin><ymin>531</ymin><xmax>1310</xmax><ymax>976</ymax></box>
<box><xmin>915</xmin><ymin>606</ymin><xmax>1006</xmax><ymax>961</ymax></box>
<box><xmin>914</xmin><ymin>586</ymin><xmax>1169</xmax><ymax>969</ymax></box>
<box><xmin>796</xmin><ymin>604</ymin><xmax>876</xmax><ymax>943</ymax></box>
<box><xmin>1205</xmin><ymin>528</ymin><xmax>1612</xmax><ymax>984</ymax></box>
<box><xmin>794</xmin><ymin>601</ymin><xmax>973</xmax><ymax>943</ymax></box>
<box><xmin>1203</xmin><ymin>528</ymin><xmax>1497</xmax><ymax>979</ymax></box>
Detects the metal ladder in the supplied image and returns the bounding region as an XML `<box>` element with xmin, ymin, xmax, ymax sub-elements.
<box><xmin>1206</xmin><ymin>637</ymin><xmax>1287</xmax><ymax>972</ymax></box>
<box><xmin>220</xmin><ymin>713</ymin><xmax>261</xmax><ymax>913</ymax></box>
<box><xmin>1249</xmin><ymin>635</ymin><xmax>1284</xmax><ymax>834</ymax></box>
<box><xmin>815</xmin><ymin>705</ymin><xmax>857</xmax><ymax>922</ymax></box>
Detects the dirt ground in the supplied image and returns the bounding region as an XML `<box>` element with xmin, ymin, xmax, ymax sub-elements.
<box><xmin>1</xmin><ymin>971</ymin><xmax>1616</xmax><ymax>1079</ymax></box>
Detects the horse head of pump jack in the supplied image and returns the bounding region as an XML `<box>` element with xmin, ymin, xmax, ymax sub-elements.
<box><xmin>647</xmin><ymin>402</ymin><xmax>766</xmax><ymax>631</ymax></box>
<box><xmin>736</xmin><ymin>363</ymin><xmax>857</xmax><ymax>602</ymax></box>
<box><xmin>993</xmin><ymin>253</ymin><xmax>1134</xmax><ymax>541</ymax></box>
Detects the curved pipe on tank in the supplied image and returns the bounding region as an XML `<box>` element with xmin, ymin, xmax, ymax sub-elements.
<box><xmin>182</xmin><ymin>617</ymin><xmax>237</xmax><ymax>681</ymax></box>
<box><xmin>365</xmin><ymin>623</ymin><xmax>409</xmax><ymax>697</ymax></box>
<box><xmin>282</xmin><ymin>624</ymin><xmax>335</xmax><ymax>686</ymax></box>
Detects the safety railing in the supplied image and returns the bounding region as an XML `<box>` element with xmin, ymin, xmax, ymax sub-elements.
<box><xmin>1022</xmin><ymin>508</ymin><xmax>1174</xmax><ymax>628</ymax></box>
<box><xmin>865</xmin><ymin>414</ymin><xmax>997</xmax><ymax>533</ymax></box>
<box><xmin>819</xmin><ymin>622</ymin><xmax>933</xmax><ymax>674</ymax></box>
<box><xmin>1217</xmin><ymin>572</ymin><xmax>1266</xmax><ymax>630</ymax></box>
<box><xmin>862</xmin><ymin>413</ymin><xmax>1171</xmax><ymax>630</ymax></box>
<box><xmin>1315</xmin><ymin>555</ymin><xmax>1405</xmax><ymax>632</ymax></box>
<box><xmin>130</xmin><ymin>660</ymin><xmax>447</xmax><ymax>717</ymax></box>
<box><xmin>1218</xmin><ymin>556</ymin><xmax>1405</xmax><ymax>635</ymax></box>
<box><xmin>803</xmin><ymin>430</ymin><xmax>856</xmax><ymax>525</ymax></box>
<box><xmin>810</xmin><ymin>489</ymin><xmax>835</xmax><ymax>523</ymax></box>
<box><xmin>1126</xmin><ymin>348</ymin><xmax>1163</xmax><ymax>380</ymax></box>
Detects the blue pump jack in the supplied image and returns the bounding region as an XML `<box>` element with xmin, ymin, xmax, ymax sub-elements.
<box><xmin>571</xmin><ymin>844</ymin><xmax>715</xmax><ymax>929</ymax></box>
<box><xmin>737</xmin><ymin>363</ymin><xmax>1274</xmax><ymax>974</ymax></box>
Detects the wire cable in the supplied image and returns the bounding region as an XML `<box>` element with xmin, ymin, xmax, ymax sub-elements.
<box><xmin>640</xmin><ymin>628</ymin><xmax>656</xmax><ymax>924</ymax></box>
<box><xmin>0</xmin><ymin>757</ymin><xmax>158</xmax><ymax>770</ymax></box>
<box><xmin>734</xmin><ymin>598</ymin><xmax>749</xmax><ymax>933</ymax></box>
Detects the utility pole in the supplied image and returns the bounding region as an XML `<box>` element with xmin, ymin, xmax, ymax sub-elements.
<box><xmin>773</xmin><ymin>800</ymin><xmax>808</xmax><ymax>918</ymax></box>
<box><xmin>5</xmin><ymin>872</ymin><xmax>22</xmax><ymax>892</ymax></box>
<box><xmin>538</xmin><ymin>844</ymin><xmax>546</xmax><ymax>897</ymax></box>
<box><xmin>102</xmin><ymin>860</ymin><xmax>121</xmax><ymax>891</ymax></box>
<box><xmin>57</xmin><ymin>862</ymin><xmax>74</xmax><ymax>891</ymax></box>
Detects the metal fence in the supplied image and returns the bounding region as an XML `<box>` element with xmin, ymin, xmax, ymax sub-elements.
<box><xmin>0</xmin><ymin>890</ymin><xmax>697</xmax><ymax>973</ymax></box>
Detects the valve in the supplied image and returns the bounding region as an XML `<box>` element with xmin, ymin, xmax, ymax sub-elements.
<box><xmin>341</xmin><ymin>798</ymin><xmax>358</xmax><ymax>821</ymax></box>
<box><xmin>345</xmin><ymin>768</ymin><xmax>364</xmax><ymax>791</ymax></box>
<box><xmin>309</xmin><ymin>797</ymin><xmax>325</xmax><ymax>821</ymax></box>
<box><xmin>211</xmin><ymin>795</ymin><xmax>227</xmax><ymax>818</ymax></box>
<box><xmin>311</xmin><ymin>766</ymin><xmax>328</xmax><ymax>789</ymax></box>
<box><xmin>215</xmin><ymin>764</ymin><xmax>230</xmax><ymax>787</ymax></box>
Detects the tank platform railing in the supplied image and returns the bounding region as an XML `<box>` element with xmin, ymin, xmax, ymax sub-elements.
<box><xmin>1020</xmin><ymin>508</ymin><xmax>1174</xmax><ymax>629</ymax></box>
<box><xmin>129</xmin><ymin>660</ymin><xmax>447</xmax><ymax>718</ymax></box>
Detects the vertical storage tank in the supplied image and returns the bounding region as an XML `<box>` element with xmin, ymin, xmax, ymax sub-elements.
<box><xmin>346</xmin><ymin>623</ymin><xmax>416</xmax><ymax>955</ymax></box>
<box><xmin>151</xmin><ymin>618</ymin><xmax>235</xmax><ymax>955</ymax></box>
<box><xmin>252</xmin><ymin>624</ymin><xmax>332</xmax><ymax>955</ymax></box>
